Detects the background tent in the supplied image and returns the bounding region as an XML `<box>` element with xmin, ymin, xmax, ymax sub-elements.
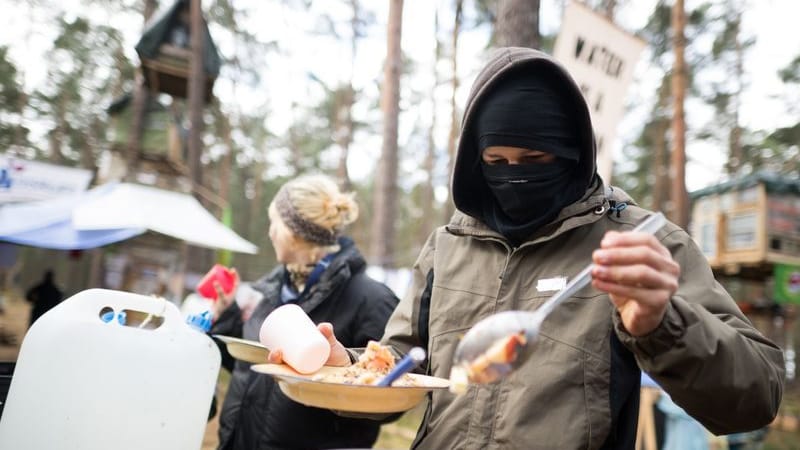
<box><xmin>0</xmin><ymin>183</ymin><xmax>257</xmax><ymax>254</ymax></box>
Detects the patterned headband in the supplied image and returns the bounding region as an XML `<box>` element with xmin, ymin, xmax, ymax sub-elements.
<box><xmin>274</xmin><ymin>186</ymin><xmax>338</xmax><ymax>246</ymax></box>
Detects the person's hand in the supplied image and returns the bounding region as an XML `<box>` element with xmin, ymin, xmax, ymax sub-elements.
<box><xmin>267</xmin><ymin>322</ymin><xmax>351</xmax><ymax>367</ymax></box>
<box><xmin>591</xmin><ymin>230</ymin><xmax>680</xmax><ymax>337</ymax></box>
<box><xmin>211</xmin><ymin>268</ymin><xmax>239</xmax><ymax>322</ymax></box>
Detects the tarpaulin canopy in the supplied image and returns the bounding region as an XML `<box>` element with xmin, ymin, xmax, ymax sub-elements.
<box><xmin>0</xmin><ymin>183</ymin><xmax>258</xmax><ymax>254</ymax></box>
<box><xmin>135</xmin><ymin>0</ymin><xmax>221</xmax><ymax>77</ymax></box>
<box><xmin>0</xmin><ymin>220</ymin><xmax>145</xmax><ymax>250</ymax></box>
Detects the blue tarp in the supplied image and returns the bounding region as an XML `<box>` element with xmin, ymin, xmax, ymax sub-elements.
<box><xmin>0</xmin><ymin>220</ymin><xmax>144</xmax><ymax>250</ymax></box>
<box><xmin>0</xmin><ymin>182</ymin><xmax>258</xmax><ymax>253</ymax></box>
<box><xmin>0</xmin><ymin>183</ymin><xmax>143</xmax><ymax>250</ymax></box>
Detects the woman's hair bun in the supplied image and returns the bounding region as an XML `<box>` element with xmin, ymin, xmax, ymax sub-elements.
<box><xmin>286</xmin><ymin>174</ymin><xmax>359</xmax><ymax>231</ymax></box>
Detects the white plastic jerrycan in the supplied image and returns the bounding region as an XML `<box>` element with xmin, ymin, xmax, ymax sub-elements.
<box><xmin>0</xmin><ymin>288</ymin><xmax>221</xmax><ymax>450</ymax></box>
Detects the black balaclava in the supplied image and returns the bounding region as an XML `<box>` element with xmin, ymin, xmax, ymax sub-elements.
<box><xmin>475</xmin><ymin>68</ymin><xmax>585</xmax><ymax>245</ymax></box>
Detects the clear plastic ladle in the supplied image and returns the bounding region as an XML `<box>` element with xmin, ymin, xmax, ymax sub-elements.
<box><xmin>449</xmin><ymin>212</ymin><xmax>667</xmax><ymax>392</ymax></box>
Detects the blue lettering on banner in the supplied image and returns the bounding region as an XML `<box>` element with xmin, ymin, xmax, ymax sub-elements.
<box><xmin>0</xmin><ymin>168</ymin><xmax>11</xmax><ymax>189</ymax></box>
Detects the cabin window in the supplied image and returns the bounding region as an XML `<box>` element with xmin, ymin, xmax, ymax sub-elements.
<box><xmin>726</xmin><ymin>213</ymin><xmax>757</xmax><ymax>250</ymax></box>
<box><xmin>721</xmin><ymin>193</ymin><xmax>734</xmax><ymax>211</ymax></box>
<box><xmin>737</xmin><ymin>187</ymin><xmax>758</xmax><ymax>204</ymax></box>
<box><xmin>701</xmin><ymin>223</ymin><xmax>717</xmax><ymax>257</ymax></box>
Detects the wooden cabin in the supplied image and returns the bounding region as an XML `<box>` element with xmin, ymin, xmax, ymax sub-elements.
<box><xmin>134</xmin><ymin>0</ymin><xmax>221</xmax><ymax>100</ymax></box>
<box><xmin>690</xmin><ymin>172</ymin><xmax>800</xmax><ymax>282</ymax></box>
<box><xmin>106</xmin><ymin>94</ymin><xmax>187</xmax><ymax>164</ymax></box>
<box><xmin>101</xmin><ymin>93</ymin><xmax>190</xmax><ymax>192</ymax></box>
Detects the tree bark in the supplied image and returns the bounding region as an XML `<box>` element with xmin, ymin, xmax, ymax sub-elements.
<box><xmin>187</xmin><ymin>0</ymin><xmax>205</xmax><ymax>193</ymax></box>
<box><xmin>495</xmin><ymin>0</ymin><xmax>540</xmax><ymax>48</ymax></box>
<box><xmin>49</xmin><ymin>94</ymin><xmax>67</xmax><ymax>164</ymax></box>
<box><xmin>730</xmin><ymin>12</ymin><xmax>743</xmax><ymax>174</ymax></box>
<box><xmin>336</xmin><ymin>0</ymin><xmax>361</xmax><ymax>191</ymax></box>
<box><xmin>335</xmin><ymin>84</ymin><xmax>355</xmax><ymax>191</ymax></box>
<box><xmin>249</xmin><ymin>162</ymin><xmax>265</xmax><ymax>240</ymax></box>
<box><xmin>370</xmin><ymin>0</ymin><xmax>403</xmax><ymax>268</ymax></box>
<box><xmin>443</xmin><ymin>0</ymin><xmax>462</xmax><ymax>224</ymax></box>
<box><xmin>652</xmin><ymin>119</ymin><xmax>669</xmax><ymax>211</ymax></box>
<box><xmin>213</xmin><ymin>105</ymin><xmax>233</xmax><ymax>215</ymax></box>
<box><xmin>670</xmin><ymin>0</ymin><xmax>689</xmax><ymax>228</ymax></box>
<box><xmin>652</xmin><ymin>76</ymin><xmax>670</xmax><ymax>212</ymax></box>
<box><xmin>420</xmin><ymin>9</ymin><xmax>442</xmax><ymax>243</ymax></box>
<box><xmin>187</xmin><ymin>0</ymin><xmax>212</xmax><ymax>271</ymax></box>
<box><xmin>601</xmin><ymin>0</ymin><xmax>617</xmax><ymax>20</ymax></box>
<box><xmin>125</xmin><ymin>0</ymin><xmax>158</xmax><ymax>181</ymax></box>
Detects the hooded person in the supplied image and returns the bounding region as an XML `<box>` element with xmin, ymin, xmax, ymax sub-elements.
<box><xmin>269</xmin><ymin>48</ymin><xmax>785</xmax><ymax>449</ymax></box>
<box><xmin>210</xmin><ymin>174</ymin><xmax>399</xmax><ymax>450</ymax></box>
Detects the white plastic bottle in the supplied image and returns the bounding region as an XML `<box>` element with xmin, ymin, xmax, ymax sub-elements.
<box><xmin>259</xmin><ymin>303</ymin><xmax>330</xmax><ymax>374</ymax></box>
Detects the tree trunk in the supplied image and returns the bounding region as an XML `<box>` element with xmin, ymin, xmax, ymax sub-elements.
<box><xmin>187</xmin><ymin>0</ymin><xmax>205</xmax><ymax>193</ymax></box>
<box><xmin>652</xmin><ymin>76</ymin><xmax>671</xmax><ymax>212</ymax></box>
<box><xmin>652</xmin><ymin>119</ymin><xmax>669</xmax><ymax>212</ymax></box>
<box><xmin>48</xmin><ymin>130</ymin><xmax>63</xmax><ymax>164</ymax></box>
<box><xmin>249</xmin><ymin>163</ymin><xmax>265</xmax><ymax>240</ymax></box>
<box><xmin>49</xmin><ymin>95</ymin><xmax>67</xmax><ymax>164</ymax></box>
<box><xmin>420</xmin><ymin>9</ymin><xmax>442</xmax><ymax>243</ymax></box>
<box><xmin>335</xmin><ymin>84</ymin><xmax>355</xmax><ymax>191</ymax></box>
<box><xmin>81</xmin><ymin>118</ymin><xmax>101</xmax><ymax>173</ymax></box>
<box><xmin>337</xmin><ymin>0</ymin><xmax>361</xmax><ymax>191</ymax></box>
<box><xmin>288</xmin><ymin>119</ymin><xmax>302</xmax><ymax>175</ymax></box>
<box><xmin>670</xmin><ymin>0</ymin><xmax>689</xmax><ymax>228</ymax></box>
<box><xmin>370</xmin><ymin>0</ymin><xmax>403</xmax><ymax>268</ymax></box>
<box><xmin>187</xmin><ymin>0</ymin><xmax>212</xmax><ymax>272</ymax></box>
<box><xmin>443</xmin><ymin>0</ymin><xmax>463</xmax><ymax>224</ymax></box>
<box><xmin>601</xmin><ymin>0</ymin><xmax>617</xmax><ymax>19</ymax></box>
<box><xmin>125</xmin><ymin>0</ymin><xmax>158</xmax><ymax>182</ymax></box>
<box><xmin>729</xmin><ymin>12</ymin><xmax>743</xmax><ymax>174</ymax></box>
<box><xmin>125</xmin><ymin>85</ymin><xmax>147</xmax><ymax>181</ymax></box>
<box><xmin>495</xmin><ymin>0</ymin><xmax>540</xmax><ymax>48</ymax></box>
<box><xmin>213</xmin><ymin>105</ymin><xmax>233</xmax><ymax>214</ymax></box>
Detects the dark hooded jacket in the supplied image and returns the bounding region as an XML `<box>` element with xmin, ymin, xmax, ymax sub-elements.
<box><xmin>212</xmin><ymin>238</ymin><xmax>398</xmax><ymax>450</ymax></box>
<box><xmin>380</xmin><ymin>47</ymin><xmax>784</xmax><ymax>449</ymax></box>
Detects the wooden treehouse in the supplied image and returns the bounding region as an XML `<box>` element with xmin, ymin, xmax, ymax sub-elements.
<box><xmin>690</xmin><ymin>172</ymin><xmax>800</xmax><ymax>306</ymax></box>
<box><xmin>134</xmin><ymin>0</ymin><xmax>221</xmax><ymax>100</ymax></box>
<box><xmin>102</xmin><ymin>93</ymin><xmax>190</xmax><ymax>191</ymax></box>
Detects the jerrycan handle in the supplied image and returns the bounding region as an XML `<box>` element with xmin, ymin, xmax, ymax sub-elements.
<box><xmin>61</xmin><ymin>288</ymin><xmax>185</xmax><ymax>332</ymax></box>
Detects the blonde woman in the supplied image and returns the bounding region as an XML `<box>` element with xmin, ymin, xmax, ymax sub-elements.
<box><xmin>210</xmin><ymin>174</ymin><xmax>398</xmax><ymax>450</ymax></box>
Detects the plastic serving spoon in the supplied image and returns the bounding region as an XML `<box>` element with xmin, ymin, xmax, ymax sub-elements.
<box><xmin>376</xmin><ymin>347</ymin><xmax>426</xmax><ymax>387</ymax></box>
<box><xmin>449</xmin><ymin>212</ymin><xmax>667</xmax><ymax>392</ymax></box>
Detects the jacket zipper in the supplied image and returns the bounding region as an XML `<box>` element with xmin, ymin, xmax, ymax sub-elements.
<box><xmin>473</xmin><ymin>236</ymin><xmax>512</xmax><ymax>280</ymax></box>
<box><xmin>499</xmin><ymin>249</ymin><xmax>512</xmax><ymax>280</ymax></box>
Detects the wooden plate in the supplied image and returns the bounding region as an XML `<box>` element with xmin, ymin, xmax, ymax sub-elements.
<box><xmin>251</xmin><ymin>363</ymin><xmax>450</xmax><ymax>413</ymax></box>
<box><xmin>213</xmin><ymin>335</ymin><xmax>270</xmax><ymax>364</ymax></box>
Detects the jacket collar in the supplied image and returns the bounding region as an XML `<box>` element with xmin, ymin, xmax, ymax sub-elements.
<box><xmin>251</xmin><ymin>237</ymin><xmax>364</xmax><ymax>314</ymax></box>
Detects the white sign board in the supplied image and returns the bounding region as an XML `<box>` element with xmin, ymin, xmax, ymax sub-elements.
<box><xmin>0</xmin><ymin>155</ymin><xmax>93</xmax><ymax>203</ymax></box>
<box><xmin>552</xmin><ymin>1</ymin><xmax>647</xmax><ymax>183</ymax></box>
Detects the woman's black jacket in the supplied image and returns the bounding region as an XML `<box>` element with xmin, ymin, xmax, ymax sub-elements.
<box><xmin>211</xmin><ymin>238</ymin><xmax>399</xmax><ymax>450</ymax></box>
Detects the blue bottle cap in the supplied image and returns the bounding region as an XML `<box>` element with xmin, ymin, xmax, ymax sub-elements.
<box><xmin>101</xmin><ymin>310</ymin><xmax>127</xmax><ymax>325</ymax></box>
<box><xmin>186</xmin><ymin>310</ymin><xmax>212</xmax><ymax>332</ymax></box>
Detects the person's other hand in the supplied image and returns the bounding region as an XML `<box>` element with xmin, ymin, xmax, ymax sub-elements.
<box><xmin>591</xmin><ymin>231</ymin><xmax>680</xmax><ymax>337</ymax></box>
<box><xmin>211</xmin><ymin>268</ymin><xmax>239</xmax><ymax>322</ymax></box>
<box><xmin>266</xmin><ymin>322</ymin><xmax>351</xmax><ymax>367</ymax></box>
